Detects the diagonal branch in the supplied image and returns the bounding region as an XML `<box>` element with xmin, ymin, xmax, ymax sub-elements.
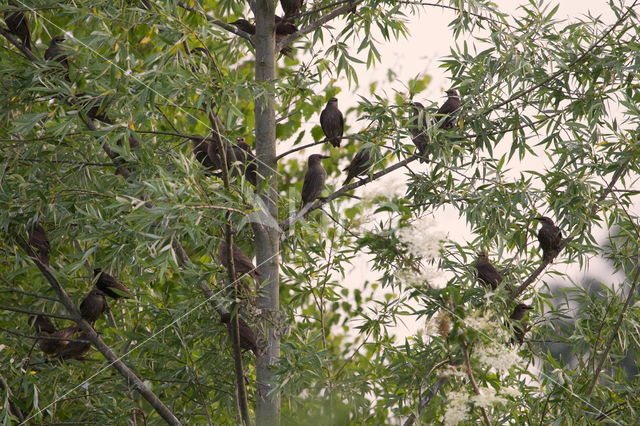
<box><xmin>586</xmin><ymin>267</ymin><xmax>640</xmax><ymax>396</ymax></box>
<box><xmin>281</xmin><ymin>154</ymin><xmax>418</xmax><ymax>231</ymax></box>
<box><xmin>508</xmin><ymin>163</ymin><xmax>628</xmax><ymax>303</ymax></box>
<box><xmin>462</xmin><ymin>343</ymin><xmax>492</xmax><ymax>426</ymax></box>
<box><xmin>14</xmin><ymin>237</ymin><xmax>183</xmax><ymax>426</ymax></box>
<box><xmin>177</xmin><ymin>2</ymin><xmax>254</xmax><ymax>43</ymax></box>
<box><xmin>277</xmin><ymin>0</ymin><xmax>364</xmax><ymax>50</ymax></box>
<box><xmin>403</xmin><ymin>376</ymin><xmax>448</xmax><ymax>426</ymax></box>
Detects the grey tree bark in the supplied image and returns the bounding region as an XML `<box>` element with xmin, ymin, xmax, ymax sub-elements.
<box><xmin>252</xmin><ymin>1</ymin><xmax>281</xmax><ymax>424</ymax></box>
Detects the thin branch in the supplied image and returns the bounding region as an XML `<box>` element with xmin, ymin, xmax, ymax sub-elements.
<box><xmin>277</xmin><ymin>0</ymin><xmax>366</xmax><ymax>50</ymax></box>
<box><xmin>586</xmin><ymin>267</ymin><xmax>640</xmax><ymax>396</ymax></box>
<box><xmin>461</xmin><ymin>343</ymin><xmax>492</xmax><ymax>426</ymax></box>
<box><xmin>281</xmin><ymin>154</ymin><xmax>418</xmax><ymax>231</ymax></box>
<box><xmin>0</xmin><ymin>286</ymin><xmax>60</xmax><ymax>302</ymax></box>
<box><xmin>275</xmin><ymin>131</ymin><xmax>366</xmax><ymax>160</ymax></box>
<box><xmin>0</xmin><ymin>304</ymin><xmax>74</xmax><ymax>321</ymax></box>
<box><xmin>508</xmin><ymin>164</ymin><xmax>628</xmax><ymax>302</ymax></box>
<box><xmin>176</xmin><ymin>2</ymin><xmax>254</xmax><ymax>43</ymax></box>
<box><xmin>484</xmin><ymin>1</ymin><xmax>638</xmax><ymax>114</ymax></box>
<box><xmin>403</xmin><ymin>376</ymin><xmax>448</xmax><ymax>426</ymax></box>
<box><xmin>0</xmin><ymin>326</ymin><xmax>91</xmax><ymax>344</ymax></box>
<box><xmin>15</xmin><ymin>237</ymin><xmax>183</xmax><ymax>426</ymax></box>
<box><xmin>0</xmin><ymin>27</ymin><xmax>38</xmax><ymax>61</ymax></box>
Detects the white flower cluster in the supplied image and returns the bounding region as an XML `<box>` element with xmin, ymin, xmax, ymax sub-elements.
<box><xmin>463</xmin><ymin>310</ymin><xmax>509</xmax><ymax>340</ymax></box>
<box><xmin>397</xmin><ymin>217</ymin><xmax>446</xmax><ymax>260</ymax></box>
<box><xmin>361</xmin><ymin>178</ymin><xmax>405</xmax><ymax>202</ymax></box>
<box><xmin>471</xmin><ymin>386</ymin><xmax>506</xmax><ymax>408</ymax></box>
<box><xmin>476</xmin><ymin>342</ymin><xmax>522</xmax><ymax>374</ymax></box>
<box><xmin>443</xmin><ymin>391</ymin><xmax>470</xmax><ymax>426</ymax></box>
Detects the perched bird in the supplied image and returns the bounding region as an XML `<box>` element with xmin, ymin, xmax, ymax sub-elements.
<box><xmin>218</xmin><ymin>240</ymin><xmax>260</xmax><ymax>279</ymax></box>
<box><xmin>535</xmin><ymin>216</ymin><xmax>562</xmax><ymax>262</ymax></box>
<box><xmin>229</xmin><ymin>18</ymin><xmax>256</xmax><ymax>35</ymax></box>
<box><xmin>32</xmin><ymin>323</ymin><xmax>78</xmax><ymax>356</ymax></box>
<box><xmin>29</xmin><ymin>315</ymin><xmax>56</xmax><ymax>334</ymax></box>
<box><xmin>4</xmin><ymin>1</ymin><xmax>31</xmax><ymax>51</ymax></box>
<box><xmin>191</xmin><ymin>137</ymin><xmax>220</xmax><ymax>172</ymax></box>
<box><xmin>434</xmin><ymin>89</ymin><xmax>461</xmax><ymax>130</ymax></box>
<box><xmin>275</xmin><ymin>19</ymin><xmax>298</xmax><ymax>36</ymax></box>
<box><xmin>509</xmin><ymin>303</ymin><xmax>533</xmax><ymax>345</ymax></box>
<box><xmin>57</xmin><ymin>330</ymin><xmax>91</xmax><ymax>360</ymax></box>
<box><xmin>474</xmin><ymin>252</ymin><xmax>503</xmax><ymax>290</ymax></box>
<box><xmin>28</xmin><ymin>222</ymin><xmax>50</xmax><ymax>265</ymax></box>
<box><xmin>93</xmin><ymin>269</ymin><xmax>131</xmax><ymax>299</ymax></box>
<box><xmin>301</xmin><ymin>154</ymin><xmax>330</xmax><ymax>207</ymax></box>
<box><xmin>79</xmin><ymin>289</ymin><xmax>107</xmax><ymax>323</ymax></box>
<box><xmin>281</xmin><ymin>0</ymin><xmax>303</xmax><ymax>22</ymax></box>
<box><xmin>220</xmin><ymin>313</ymin><xmax>258</xmax><ymax>355</ymax></box>
<box><xmin>320</xmin><ymin>98</ymin><xmax>344</xmax><ymax>147</ymax></box>
<box><xmin>233</xmin><ymin>139</ymin><xmax>258</xmax><ymax>186</ymax></box>
<box><xmin>44</xmin><ymin>36</ymin><xmax>69</xmax><ymax>69</ymax></box>
<box><xmin>408</xmin><ymin>102</ymin><xmax>428</xmax><ymax>161</ymax></box>
<box><xmin>343</xmin><ymin>148</ymin><xmax>371</xmax><ymax>186</ymax></box>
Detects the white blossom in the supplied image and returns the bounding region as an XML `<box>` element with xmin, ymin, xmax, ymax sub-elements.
<box><xmin>476</xmin><ymin>342</ymin><xmax>522</xmax><ymax>374</ymax></box>
<box><xmin>471</xmin><ymin>386</ymin><xmax>506</xmax><ymax>408</ymax></box>
<box><xmin>443</xmin><ymin>391</ymin><xmax>470</xmax><ymax>425</ymax></box>
<box><xmin>397</xmin><ymin>268</ymin><xmax>441</xmax><ymax>289</ymax></box>
<box><xmin>501</xmin><ymin>386</ymin><xmax>522</xmax><ymax>398</ymax></box>
<box><xmin>397</xmin><ymin>217</ymin><xmax>445</xmax><ymax>260</ymax></box>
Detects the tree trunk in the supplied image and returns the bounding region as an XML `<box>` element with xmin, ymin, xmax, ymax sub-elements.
<box><xmin>253</xmin><ymin>1</ymin><xmax>280</xmax><ymax>425</ymax></box>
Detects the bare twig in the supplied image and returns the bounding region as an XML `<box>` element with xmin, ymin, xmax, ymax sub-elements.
<box><xmin>403</xmin><ymin>376</ymin><xmax>448</xmax><ymax>426</ymax></box>
<box><xmin>0</xmin><ymin>326</ymin><xmax>90</xmax><ymax>344</ymax></box>
<box><xmin>0</xmin><ymin>304</ymin><xmax>74</xmax><ymax>321</ymax></box>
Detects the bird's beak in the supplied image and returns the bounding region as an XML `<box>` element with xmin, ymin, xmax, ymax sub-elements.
<box><xmin>533</xmin><ymin>217</ymin><xmax>544</xmax><ymax>221</ymax></box>
<box><xmin>523</xmin><ymin>305</ymin><xmax>534</xmax><ymax>310</ymax></box>
<box><xmin>321</xmin><ymin>155</ymin><xmax>331</xmax><ymax>159</ymax></box>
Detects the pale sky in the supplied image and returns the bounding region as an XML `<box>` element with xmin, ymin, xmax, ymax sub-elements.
<box><xmin>289</xmin><ymin>0</ymin><xmax>630</xmax><ymax>339</ymax></box>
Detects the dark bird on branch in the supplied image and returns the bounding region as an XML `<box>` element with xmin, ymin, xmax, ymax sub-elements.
<box><xmin>509</xmin><ymin>303</ymin><xmax>533</xmax><ymax>345</ymax></box>
<box><xmin>44</xmin><ymin>36</ymin><xmax>69</xmax><ymax>69</ymax></box>
<box><xmin>217</xmin><ymin>138</ymin><xmax>258</xmax><ymax>186</ymax></box>
<box><xmin>408</xmin><ymin>102</ymin><xmax>429</xmax><ymax>162</ymax></box>
<box><xmin>434</xmin><ymin>89</ymin><xmax>460</xmax><ymax>130</ymax></box>
<box><xmin>535</xmin><ymin>216</ymin><xmax>562</xmax><ymax>262</ymax></box>
<box><xmin>35</xmin><ymin>324</ymin><xmax>78</xmax><ymax>356</ymax></box>
<box><xmin>229</xmin><ymin>18</ymin><xmax>256</xmax><ymax>35</ymax></box>
<box><xmin>191</xmin><ymin>137</ymin><xmax>220</xmax><ymax>171</ymax></box>
<box><xmin>474</xmin><ymin>252</ymin><xmax>503</xmax><ymax>290</ymax></box>
<box><xmin>57</xmin><ymin>330</ymin><xmax>91</xmax><ymax>360</ymax></box>
<box><xmin>281</xmin><ymin>0</ymin><xmax>303</xmax><ymax>22</ymax></box>
<box><xmin>301</xmin><ymin>154</ymin><xmax>330</xmax><ymax>207</ymax></box>
<box><xmin>220</xmin><ymin>313</ymin><xmax>258</xmax><ymax>355</ymax></box>
<box><xmin>28</xmin><ymin>222</ymin><xmax>50</xmax><ymax>265</ymax></box>
<box><xmin>218</xmin><ymin>241</ymin><xmax>261</xmax><ymax>279</ymax></box>
<box><xmin>79</xmin><ymin>289</ymin><xmax>107</xmax><ymax>323</ymax></box>
<box><xmin>320</xmin><ymin>98</ymin><xmax>344</xmax><ymax>147</ymax></box>
<box><xmin>4</xmin><ymin>2</ymin><xmax>31</xmax><ymax>51</ymax></box>
<box><xmin>94</xmin><ymin>269</ymin><xmax>131</xmax><ymax>299</ymax></box>
<box><xmin>29</xmin><ymin>315</ymin><xmax>56</xmax><ymax>334</ymax></box>
<box><xmin>343</xmin><ymin>148</ymin><xmax>371</xmax><ymax>186</ymax></box>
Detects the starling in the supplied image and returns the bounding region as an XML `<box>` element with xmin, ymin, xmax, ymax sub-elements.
<box><xmin>57</xmin><ymin>330</ymin><xmax>91</xmax><ymax>360</ymax></box>
<box><xmin>343</xmin><ymin>148</ymin><xmax>371</xmax><ymax>186</ymax></box>
<box><xmin>474</xmin><ymin>252</ymin><xmax>503</xmax><ymax>290</ymax></box>
<box><xmin>232</xmin><ymin>139</ymin><xmax>258</xmax><ymax>186</ymax></box>
<box><xmin>301</xmin><ymin>154</ymin><xmax>330</xmax><ymax>207</ymax></box>
<box><xmin>44</xmin><ymin>36</ymin><xmax>69</xmax><ymax>69</ymax></box>
<box><xmin>408</xmin><ymin>102</ymin><xmax>429</xmax><ymax>161</ymax></box>
<box><xmin>29</xmin><ymin>315</ymin><xmax>56</xmax><ymax>334</ymax></box>
<box><xmin>28</xmin><ymin>222</ymin><xmax>50</xmax><ymax>265</ymax></box>
<box><xmin>220</xmin><ymin>313</ymin><xmax>258</xmax><ymax>355</ymax></box>
<box><xmin>4</xmin><ymin>2</ymin><xmax>31</xmax><ymax>51</ymax></box>
<box><xmin>37</xmin><ymin>325</ymin><xmax>78</xmax><ymax>356</ymax></box>
<box><xmin>218</xmin><ymin>240</ymin><xmax>260</xmax><ymax>279</ymax></box>
<box><xmin>93</xmin><ymin>268</ymin><xmax>131</xmax><ymax>299</ymax></box>
<box><xmin>509</xmin><ymin>303</ymin><xmax>533</xmax><ymax>345</ymax></box>
<box><xmin>79</xmin><ymin>289</ymin><xmax>107</xmax><ymax>323</ymax></box>
<box><xmin>320</xmin><ymin>98</ymin><xmax>344</xmax><ymax>148</ymax></box>
<box><xmin>190</xmin><ymin>137</ymin><xmax>220</xmax><ymax>172</ymax></box>
<box><xmin>434</xmin><ymin>89</ymin><xmax>461</xmax><ymax>130</ymax></box>
<box><xmin>535</xmin><ymin>216</ymin><xmax>562</xmax><ymax>262</ymax></box>
<box><xmin>229</xmin><ymin>19</ymin><xmax>256</xmax><ymax>35</ymax></box>
<box><xmin>281</xmin><ymin>0</ymin><xmax>303</xmax><ymax>22</ymax></box>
